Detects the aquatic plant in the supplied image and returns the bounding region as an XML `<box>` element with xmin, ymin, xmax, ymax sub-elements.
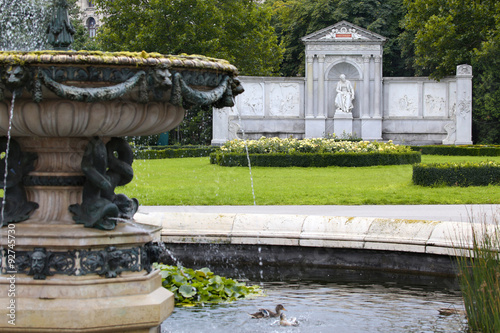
<box><xmin>154</xmin><ymin>263</ymin><xmax>262</xmax><ymax>306</ymax></box>
<box><xmin>455</xmin><ymin>215</ymin><xmax>500</xmax><ymax>332</ymax></box>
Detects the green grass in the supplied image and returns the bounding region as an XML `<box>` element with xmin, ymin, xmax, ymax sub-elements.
<box><xmin>122</xmin><ymin>155</ymin><xmax>500</xmax><ymax>205</ymax></box>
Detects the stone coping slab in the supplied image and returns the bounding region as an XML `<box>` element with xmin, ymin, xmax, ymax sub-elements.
<box><xmin>134</xmin><ymin>212</ymin><xmax>498</xmax><ymax>257</ymax></box>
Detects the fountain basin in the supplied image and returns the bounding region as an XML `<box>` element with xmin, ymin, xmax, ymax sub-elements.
<box><xmin>134</xmin><ymin>211</ymin><xmax>489</xmax><ymax>276</ymax></box>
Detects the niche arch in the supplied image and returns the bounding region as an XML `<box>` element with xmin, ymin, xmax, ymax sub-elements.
<box><xmin>325</xmin><ymin>61</ymin><xmax>363</xmax><ymax>118</ymax></box>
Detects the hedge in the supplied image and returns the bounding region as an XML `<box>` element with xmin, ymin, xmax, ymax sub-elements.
<box><xmin>410</xmin><ymin>145</ymin><xmax>500</xmax><ymax>156</ymax></box>
<box><xmin>133</xmin><ymin>146</ymin><xmax>217</xmax><ymax>159</ymax></box>
<box><xmin>412</xmin><ymin>162</ymin><xmax>500</xmax><ymax>186</ymax></box>
<box><xmin>210</xmin><ymin>151</ymin><xmax>421</xmax><ymax>167</ymax></box>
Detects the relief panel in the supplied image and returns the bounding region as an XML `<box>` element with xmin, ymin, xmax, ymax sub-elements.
<box><xmin>386</xmin><ymin>84</ymin><xmax>419</xmax><ymax>117</ymax></box>
<box><xmin>423</xmin><ymin>83</ymin><xmax>447</xmax><ymax>117</ymax></box>
<box><xmin>268</xmin><ymin>83</ymin><xmax>301</xmax><ymax>117</ymax></box>
<box><xmin>238</xmin><ymin>82</ymin><xmax>264</xmax><ymax>116</ymax></box>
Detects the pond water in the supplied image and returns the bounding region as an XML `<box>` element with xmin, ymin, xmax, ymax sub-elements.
<box><xmin>161</xmin><ymin>280</ymin><xmax>466</xmax><ymax>333</ymax></box>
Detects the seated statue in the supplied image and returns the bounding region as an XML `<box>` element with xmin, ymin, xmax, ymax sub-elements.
<box><xmin>335</xmin><ymin>74</ymin><xmax>355</xmax><ymax>113</ymax></box>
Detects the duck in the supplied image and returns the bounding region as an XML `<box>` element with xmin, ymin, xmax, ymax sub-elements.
<box><xmin>438</xmin><ymin>307</ymin><xmax>465</xmax><ymax>316</ymax></box>
<box><xmin>279</xmin><ymin>313</ymin><xmax>299</xmax><ymax>326</ymax></box>
<box><xmin>249</xmin><ymin>304</ymin><xmax>286</xmax><ymax>318</ymax></box>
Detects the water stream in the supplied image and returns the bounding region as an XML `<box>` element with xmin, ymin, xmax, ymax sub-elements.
<box><xmin>234</xmin><ymin>107</ymin><xmax>256</xmax><ymax>206</ymax></box>
<box><xmin>1</xmin><ymin>91</ymin><xmax>16</xmax><ymax>222</ymax></box>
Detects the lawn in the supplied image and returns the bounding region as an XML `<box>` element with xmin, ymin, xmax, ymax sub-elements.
<box><xmin>122</xmin><ymin>155</ymin><xmax>500</xmax><ymax>205</ymax></box>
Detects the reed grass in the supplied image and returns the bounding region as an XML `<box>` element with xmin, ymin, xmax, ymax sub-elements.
<box><xmin>455</xmin><ymin>215</ymin><xmax>500</xmax><ymax>332</ymax></box>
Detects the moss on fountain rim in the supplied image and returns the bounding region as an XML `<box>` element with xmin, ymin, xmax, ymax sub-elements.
<box><xmin>0</xmin><ymin>50</ymin><xmax>239</xmax><ymax>74</ymax></box>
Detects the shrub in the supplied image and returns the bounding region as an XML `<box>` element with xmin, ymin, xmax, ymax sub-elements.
<box><xmin>412</xmin><ymin>161</ymin><xmax>500</xmax><ymax>186</ymax></box>
<box><xmin>133</xmin><ymin>146</ymin><xmax>217</xmax><ymax>159</ymax></box>
<box><xmin>211</xmin><ymin>151</ymin><xmax>421</xmax><ymax>167</ymax></box>
<box><xmin>410</xmin><ymin>145</ymin><xmax>500</xmax><ymax>156</ymax></box>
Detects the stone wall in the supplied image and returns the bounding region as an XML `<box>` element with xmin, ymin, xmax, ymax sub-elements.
<box><xmin>212</xmin><ymin>65</ymin><xmax>473</xmax><ymax>145</ymax></box>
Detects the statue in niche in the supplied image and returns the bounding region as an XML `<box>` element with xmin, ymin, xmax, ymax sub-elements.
<box><xmin>334</xmin><ymin>74</ymin><xmax>355</xmax><ymax>113</ymax></box>
<box><xmin>0</xmin><ymin>137</ymin><xmax>39</xmax><ymax>226</ymax></box>
<box><xmin>69</xmin><ymin>137</ymin><xmax>138</xmax><ymax>230</ymax></box>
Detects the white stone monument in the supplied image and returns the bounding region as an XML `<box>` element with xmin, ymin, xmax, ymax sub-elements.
<box><xmin>301</xmin><ymin>21</ymin><xmax>386</xmax><ymax>140</ymax></box>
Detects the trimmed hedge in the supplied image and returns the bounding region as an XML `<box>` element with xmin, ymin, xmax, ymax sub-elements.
<box><xmin>210</xmin><ymin>151</ymin><xmax>421</xmax><ymax>167</ymax></box>
<box><xmin>133</xmin><ymin>146</ymin><xmax>217</xmax><ymax>159</ymax></box>
<box><xmin>410</xmin><ymin>145</ymin><xmax>500</xmax><ymax>156</ymax></box>
<box><xmin>412</xmin><ymin>162</ymin><xmax>500</xmax><ymax>186</ymax></box>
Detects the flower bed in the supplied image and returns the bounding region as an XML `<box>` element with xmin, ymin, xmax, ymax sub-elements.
<box><xmin>412</xmin><ymin>161</ymin><xmax>500</xmax><ymax>186</ymax></box>
<box><xmin>210</xmin><ymin>137</ymin><xmax>420</xmax><ymax>167</ymax></box>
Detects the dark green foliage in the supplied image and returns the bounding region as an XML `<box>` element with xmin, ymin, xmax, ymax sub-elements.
<box><xmin>412</xmin><ymin>162</ymin><xmax>500</xmax><ymax>187</ymax></box>
<box><xmin>93</xmin><ymin>0</ymin><xmax>283</xmax><ymax>76</ymax></box>
<box><xmin>265</xmin><ymin>0</ymin><xmax>411</xmax><ymax>77</ymax></box>
<box><xmin>126</xmin><ymin>135</ymin><xmax>160</xmax><ymax>147</ymax></box>
<box><xmin>169</xmin><ymin>106</ymin><xmax>213</xmax><ymax>146</ymax></box>
<box><xmin>210</xmin><ymin>151</ymin><xmax>421</xmax><ymax>167</ymax></box>
<box><xmin>410</xmin><ymin>145</ymin><xmax>500</xmax><ymax>156</ymax></box>
<box><xmin>402</xmin><ymin>0</ymin><xmax>500</xmax><ymax>144</ymax></box>
<box><xmin>134</xmin><ymin>146</ymin><xmax>217</xmax><ymax>159</ymax></box>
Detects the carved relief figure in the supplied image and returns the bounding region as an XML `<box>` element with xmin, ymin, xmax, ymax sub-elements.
<box><xmin>29</xmin><ymin>248</ymin><xmax>50</xmax><ymax>280</ymax></box>
<box><xmin>69</xmin><ymin>137</ymin><xmax>138</xmax><ymax>230</ymax></box>
<box><xmin>335</xmin><ymin>74</ymin><xmax>354</xmax><ymax>113</ymax></box>
<box><xmin>0</xmin><ymin>137</ymin><xmax>39</xmax><ymax>226</ymax></box>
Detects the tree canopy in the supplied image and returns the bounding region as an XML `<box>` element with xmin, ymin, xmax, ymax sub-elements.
<box><xmin>402</xmin><ymin>0</ymin><xmax>500</xmax><ymax>143</ymax></box>
<box><xmin>93</xmin><ymin>0</ymin><xmax>283</xmax><ymax>76</ymax></box>
<box><xmin>264</xmin><ymin>0</ymin><xmax>409</xmax><ymax>77</ymax></box>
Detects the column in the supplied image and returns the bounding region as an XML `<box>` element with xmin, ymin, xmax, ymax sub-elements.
<box><xmin>454</xmin><ymin>64</ymin><xmax>473</xmax><ymax>144</ymax></box>
<box><xmin>362</xmin><ymin>55</ymin><xmax>371</xmax><ymax>118</ymax></box>
<box><xmin>373</xmin><ymin>56</ymin><xmax>382</xmax><ymax>118</ymax></box>
<box><xmin>317</xmin><ymin>55</ymin><xmax>325</xmax><ymax>118</ymax></box>
<box><xmin>306</xmin><ymin>55</ymin><xmax>314</xmax><ymax>118</ymax></box>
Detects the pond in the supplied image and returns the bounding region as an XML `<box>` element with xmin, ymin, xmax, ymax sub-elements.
<box><xmin>161</xmin><ymin>279</ymin><xmax>466</xmax><ymax>333</ymax></box>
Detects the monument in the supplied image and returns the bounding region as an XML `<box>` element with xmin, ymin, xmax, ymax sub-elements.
<box><xmin>212</xmin><ymin>21</ymin><xmax>473</xmax><ymax>145</ymax></box>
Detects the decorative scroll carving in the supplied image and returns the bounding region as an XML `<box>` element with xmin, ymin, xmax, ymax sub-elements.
<box><xmin>2</xmin><ymin>246</ymin><xmax>146</xmax><ymax>279</ymax></box>
<box><xmin>40</xmin><ymin>70</ymin><xmax>147</xmax><ymax>103</ymax></box>
<box><xmin>69</xmin><ymin>137</ymin><xmax>138</xmax><ymax>230</ymax></box>
<box><xmin>0</xmin><ymin>64</ymin><xmax>244</xmax><ymax>109</ymax></box>
<box><xmin>0</xmin><ymin>137</ymin><xmax>39</xmax><ymax>226</ymax></box>
<box><xmin>80</xmin><ymin>246</ymin><xmax>141</xmax><ymax>278</ymax></box>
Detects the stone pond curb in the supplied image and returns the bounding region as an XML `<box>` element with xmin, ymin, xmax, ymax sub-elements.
<box><xmin>134</xmin><ymin>212</ymin><xmax>497</xmax><ymax>258</ymax></box>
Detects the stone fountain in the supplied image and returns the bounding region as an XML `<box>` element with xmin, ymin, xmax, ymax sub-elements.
<box><xmin>0</xmin><ymin>1</ymin><xmax>242</xmax><ymax>331</ymax></box>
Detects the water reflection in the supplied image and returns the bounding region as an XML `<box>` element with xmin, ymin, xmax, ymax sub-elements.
<box><xmin>161</xmin><ymin>280</ymin><xmax>466</xmax><ymax>333</ymax></box>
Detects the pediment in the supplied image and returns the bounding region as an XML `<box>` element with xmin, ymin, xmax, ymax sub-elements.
<box><xmin>302</xmin><ymin>21</ymin><xmax>386</xmax><ymax>44</ymax></box>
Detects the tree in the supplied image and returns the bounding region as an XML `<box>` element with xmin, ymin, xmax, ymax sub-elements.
<box><xmin>264</xmin><ymin>0</ymin><xmax>410</xmax><ymax>77</ymax></box>
<box><xmin>93</xmin><ymin>0</ymin><xmax>283</xmax><ymax>76</ymax></box>
<box><xmin>402</xmin><ymin>0</ymin><xmax>500</xmax><ymax>143</ymax></box>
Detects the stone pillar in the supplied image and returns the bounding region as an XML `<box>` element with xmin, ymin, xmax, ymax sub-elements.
<box><xmin>211</xmin><ymin>107</ymin><xmax>230</xmax><ymax>145</ymax></box>
<box><xmin>317</xmin><ymin>55</ymin><xmax>325</xmax><ymax>118</ymax></box>
<box><xmin>305</xmin><ymin>55</ymin><xmax>314</xmax><ymax>118</ymax></box>
<box><xmin>455</xmin><ymin>64</ymin><xmax>473</xmax><ymax>145</ymax></box>
<box><xmin>360</xmin><ymin>55</ymin><xmax>383</xmax><ymax>141</ymax></box>
<box><xmin>373</xmin><ymin>56</ymin><xmax>382</xmax><ymax>118</ymax></box>
<box><xmin>305</xmin><ymin>55</ymin><xmax>326</xmax><ymax>138</ymax></box>
<box><xmin>362</xmin><ymin>55</ymin><xmax>371</xmax><ymax>118</ymax></box>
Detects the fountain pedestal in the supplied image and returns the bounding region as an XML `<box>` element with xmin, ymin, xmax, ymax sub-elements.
<box><xmin>0</xmin><ymin>224</ymin><xmax>173</xmax><ymax>332</ymax></box>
